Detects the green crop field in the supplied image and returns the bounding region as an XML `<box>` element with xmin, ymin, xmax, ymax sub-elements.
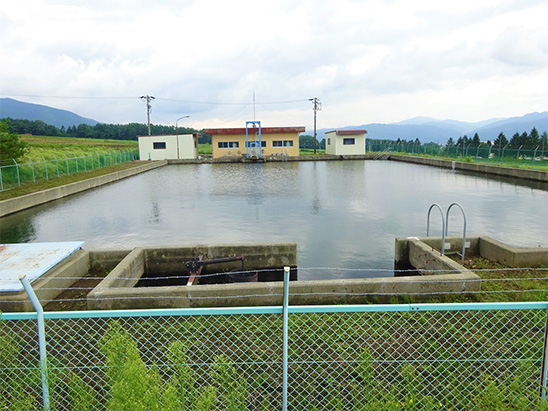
<box><xmin>19</xmin><ymin>135</ymin><xmax>138</xmax><ymax>162</ymax></box>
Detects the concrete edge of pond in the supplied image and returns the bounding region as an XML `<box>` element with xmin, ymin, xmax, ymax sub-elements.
<box><xmin>2</xmin><ymin>237</ymin><xmax>546</xmax><ymax>312</ymax></box>
<box><xmin>389</xmin><ymin>155</ymin><xmax>548</xmax><ymax>183</ymax></box>
<box><xmin>1</xmin><ymin>155</ymin><xmax>545</xmax><ymax>217</ymax></box>
<box><xmin>0</xmin><ymin>160</ymin><xmax>167</xmax><ymax>218</ymax></box>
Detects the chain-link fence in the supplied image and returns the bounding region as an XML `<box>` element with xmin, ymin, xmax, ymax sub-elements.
<box><xmin>0</xmin><ymin>149</ymin><xmax>139</xmax><ymax>191</ymax></box>
<box><xmin>366</xmin><ymin>141</ymin><xmax>547</xmax><ymax>166</ymax></box>
<box><xmin>2</xmin><ymin>300</ymin><xmax>548</xmax><ymax>410</ymax></box>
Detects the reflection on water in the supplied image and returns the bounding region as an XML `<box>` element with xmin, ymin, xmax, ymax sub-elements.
<box><xmin>0</xmin><ymin>161</ymin><xmax>547</xmax><ymax>280</ymax></box>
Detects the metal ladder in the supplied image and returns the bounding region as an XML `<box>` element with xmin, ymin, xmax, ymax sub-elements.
<box><xmin>426</xmin><ymin>202</ymin><xmax>467</xmax><ymax>260</ymax></box>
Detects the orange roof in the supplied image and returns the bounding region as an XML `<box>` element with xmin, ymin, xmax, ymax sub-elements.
<box><xmin>204</xmin><ymin>127</ymin><xmax>305</xmax><ymax>135</ymax></box>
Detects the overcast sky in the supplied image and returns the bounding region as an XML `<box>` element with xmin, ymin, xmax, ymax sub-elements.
<box><xmin>1</xmin><ymin>0</ymin><xmax>547</xmax><ymax>131</ymax></box>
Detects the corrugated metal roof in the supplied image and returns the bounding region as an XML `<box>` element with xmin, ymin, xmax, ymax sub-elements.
<box><xmin>0</xmin><ymin>242</ymin><xmax>84</xmax><ymax>292</ymax></box>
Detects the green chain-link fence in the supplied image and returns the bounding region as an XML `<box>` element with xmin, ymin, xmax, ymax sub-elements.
<box><xmin>366</xmin><ymin>141</ymin><xmax>547</xmax><ymax>167</ymax></box>
<box><xmin>2</xmin><ymin>302</ymin><xmax>547</xmax><ymax>409</ymax></box>
<box><xmin>0</xmin><ymin>149</ymin><xmax>139</xmax><ymax>191</ymax></box>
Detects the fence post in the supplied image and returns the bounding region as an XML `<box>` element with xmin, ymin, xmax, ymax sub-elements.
<box><xmin>54</xmin><ymin>155</ymin><xmax>59</xmax><ymax>177</ymax></box>
<box><xmin>64</xmin><ymin>154</ymin><xmax>69</xmax><ymax>175</ymax></box>
<box><xmin>42</xmin><ymin>157</ymin><xmax>48</xmax><ymax>181</ymax></box>
<box><xmin>0</xmin><ymin>166</ymin><xmax>3</xmax><ymax>191</ymax></box>
<box><xmin>19</xmin><ymin>275</ymin><xmax>50</xmax><ymax>411</ymax></box>
<box><xmin>541</xmin><ymin>310</ymin><xmax>548</xmax><ymax>399</ymax></box>
<box><xmin>83</xmin><ymin>154</ymin><xmax>87</xmax><ymax>171</ymax></box>
<box><xmin>74</xmin><ymin>155</ymin><xmax>78</xmax><ymax>173</ymax></box>
<box><xmin>29</xmin><ymin>158</ymin><xmax>35</xmax><ymax>183</ymax></box>
<box><xmin>13</xmin><ymin>159</ymin><xmax>21</xmax><ymax>186</ymax></box>
<box><xmin>282</xmin><ymin>266</ymin><xmax>290</xmax><ymax>411</ymax></box>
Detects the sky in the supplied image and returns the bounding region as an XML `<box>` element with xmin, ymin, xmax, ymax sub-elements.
<box><xmin>1</xmin><ymin>0</ymin><xmax>547</xmax><ymax>131</ymax></box>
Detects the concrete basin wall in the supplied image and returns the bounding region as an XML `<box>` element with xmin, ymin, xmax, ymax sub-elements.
<box><xmin>143</xmin><ymin>243</ymin><xmax>297</xmax><ymax>275</ymax></box>
<box><xmin>0</xmin><ymin>250</ymin><xmax>90</xmax><ymax>312</ymax></box>
<box><xmin>87</xmin><ymin>243</ymin><xmax>298</xmax><ymax>310</ymax></box>
<box><xmin>479</xmin><ymin>236</ymin><xmax>548</xmax><ymax>267</ymax></box>
<box><xmin>87</xmin><ymin>241</ymin><xmax>483</xmax><ymax>310</ymax></box>
<box><xmin>389</xmin><ymin>155</ymin><xmax>548</xmax><ymax>183</ymax></box>
<box><xmin>86</xmin><ymin>272</ymin><xmax>481</xmax><ymax>310</ymax></box>
<box><xmin>0</xmin><ymin>160</ymin><xmax>167</xmax><ymax>217</ymax></box>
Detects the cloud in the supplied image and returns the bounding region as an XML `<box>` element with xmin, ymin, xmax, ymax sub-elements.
<box><xmin>1</xmin><ymin>0</ymin><xmax>547</xmax><ymax>128</ymax></box>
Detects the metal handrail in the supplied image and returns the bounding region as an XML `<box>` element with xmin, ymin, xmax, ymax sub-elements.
<box><xmin>445</xmin><ymin>202</ymin><xmax>467</xmax><ymax>261</ymax></box>
<box><xmin>426</xmin><ymin>203</ymin><xmax>446</xmax><ymax>255</ymax></box>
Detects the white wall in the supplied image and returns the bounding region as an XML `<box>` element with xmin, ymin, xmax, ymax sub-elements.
<box><xmin>325</xmin><ymin>132</ymin><xmax>366</xmax><ymax>155</ymax></box>
<box><xmin>138</xmin><ymin>135</ymin><xmax>198</xmax><ymax>160</ymax></box>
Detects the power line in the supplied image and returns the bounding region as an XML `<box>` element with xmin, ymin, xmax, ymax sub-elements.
<box><xmin>1</xmin><ymin>94</ymin><xmax>137</xmax><ymax>100</ymax></box>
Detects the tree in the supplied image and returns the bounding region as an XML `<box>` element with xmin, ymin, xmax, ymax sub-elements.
<box><xmin>299</xmin><ymin>134</ymin><xmax>318</xmax><ymax>149</ymax></box>
<box><xmin>446</xmin><ymin>137</ymin><xmax>455</xmax><ymax>147</ymax></box>
<box><xmin>0</xmin><ymin>120</ymin><xmax>29</xmax><ymax>162</ymax></box>
<box><xmin>493</xmin><ymin>132</ymin><xmax>508</xmax><ymax>148</ymax></box>
<box><xmin>529</xmin><ymin>127</ymin><xmax>540</xmax><ymax>146</ymax></box>
<box><xmin>472</xmin><ymin>133</ymin><xmax>481</xmax><ymax>147</ymax></box>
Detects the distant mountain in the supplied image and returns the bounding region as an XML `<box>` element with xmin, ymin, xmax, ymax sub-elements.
<box><xmin>312</xmin><ymin>111</ymin><xmax>548</xmax><ymax>144</ymax></box>
<box><xmin>0</xmin><ymin>98</ymin><xmax>98</xmax><ymax>128</ymax></box>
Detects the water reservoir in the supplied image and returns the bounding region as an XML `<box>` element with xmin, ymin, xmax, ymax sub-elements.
<box><xmin>0</xmin><ymin>161</ymin><xmax>546</xmax><ymax>280</ymax></box>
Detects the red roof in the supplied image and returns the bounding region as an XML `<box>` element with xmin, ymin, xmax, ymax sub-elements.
<box><xmin>326</xmin><ymin>130</ymin><xmax>367</xmax><ymax>136</ymax></box>
<box><xmin>137</xmin><ymin>133</ymin><xmax>201</xmax><ymax>138</ymax></box>
<box><xmin>204</xmin><ymin>127</ymin><xmax>305</xmax><ymax>135</ymax></box>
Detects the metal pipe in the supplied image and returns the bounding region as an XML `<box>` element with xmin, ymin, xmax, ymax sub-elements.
<box><xmin>426</xmin><ymin>203</ymin><xmax>446</xmax><ymax>255</ymax></box>
<box><xmin>445</xmin><ymin>202</ymin><xmax>467</xmax><ymax>261</ymax></box>
<box><xmin>42</xmin><ymin>156</ymin><xmax>48</xmax><ymax>180</ymax></box>
<box><xmin>13</xmin><ymin>159</ymin><xmax>21</xmax><ymax>186</ymax></box>
<box><xmin>282</xmin><ymin>266</ymin><xmax>290</xmax><ymax>411</ymax></box>
<box><xmin>541</xmin><ymin>309</ymin><xmax>548</xmax><ymax>400</ymax></box>
<box><xmin>19</xmin><ymin>275</ymin><xmax>50</xmax><ymax>410</ymax></box>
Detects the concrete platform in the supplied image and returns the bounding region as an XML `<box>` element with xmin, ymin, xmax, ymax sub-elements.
<box><xmin>0</xmin><ymin>242</ymin><xmax>84</xmax><ymax>292</ymax></box>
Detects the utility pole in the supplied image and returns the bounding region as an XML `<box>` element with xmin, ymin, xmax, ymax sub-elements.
<box><xmin>309</xmin><ymin>97</ymin><xmax>322</xmax><ymax>154</ymax></box>
<box><xmin>141</xmin><ymin>95</ymin><xmax>155</xmax><ymax>135</ymax></box>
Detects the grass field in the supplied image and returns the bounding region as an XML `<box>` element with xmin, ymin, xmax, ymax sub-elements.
<box><xmin>19</xmin><ymin>135</ymin><xmax>138</xmax><ymax>162</ymax></box>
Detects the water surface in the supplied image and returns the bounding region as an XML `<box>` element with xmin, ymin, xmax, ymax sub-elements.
<box><xmin>1</xmin><ymin>161</ymin><xmax>546</xmax><ymax>280</ymax></box>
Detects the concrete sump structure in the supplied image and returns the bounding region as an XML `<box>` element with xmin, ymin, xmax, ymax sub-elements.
<box><xmin>2</xmin><ymin>236</ymin><xmax>546</xmax><ymax>312</ymax></box>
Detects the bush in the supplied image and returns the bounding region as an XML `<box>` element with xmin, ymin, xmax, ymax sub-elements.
<box><xmin>0</xmin><ymin>120</ymin><xmax>29</xmax><ymax>162</ymax></box>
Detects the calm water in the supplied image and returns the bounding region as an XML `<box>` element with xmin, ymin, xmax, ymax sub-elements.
<box><xmin>1</xmin><ymin>161</ymin><xmax>547</xmax><ymax>280</ymax></box>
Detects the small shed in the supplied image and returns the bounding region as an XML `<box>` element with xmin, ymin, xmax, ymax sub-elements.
<box><xmin>325</xmin><ymin>129</ymin><xmax>367</xmax><ymax>155</ymax></box>
<box><xmin>138</xmin><ymin>134</ymin><xmax>200</xmax><ymax>161</ymax></box>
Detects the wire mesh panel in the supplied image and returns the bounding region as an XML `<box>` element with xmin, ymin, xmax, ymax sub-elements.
<box><xmin>1</xmin><ymin>304</ymin><xmax>547</xmax><ymax>409</ymax></box>
<box><xmin>0</xmin><ymin>318</ymin><xmax>42</xmax><ymax>409</ymax></box>
<box><xmin>287</xmin><ymin>308</ymin><xmax>546</xmax><ymax>410</ymax></box>
<box><xmin>43</xmin><ymin>312</ymin><xmax>284</xmax><ymax>410</ymax></box>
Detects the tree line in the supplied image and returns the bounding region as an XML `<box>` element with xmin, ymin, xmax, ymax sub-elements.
<box><xmin>1</xmin><ymin>118</ymin><xmax>201</xmax><ymax>141</ymax></box>
<box><xmin>447</xmin><ymin>128</ymin><xmax>548</xmax><ymax>149</ymax></box>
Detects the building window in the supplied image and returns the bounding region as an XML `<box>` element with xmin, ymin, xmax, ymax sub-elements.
<box><xmin>218</xmin><ymin>141</ymin><xmax>239</xmax><ymax>149</ymax></box>
<box><xmin>273</xmin><ymin>140</ymin><xmax>294</xmax><ymax>147</ymax></box>
<box><xmin>328</xmin><ymin>138</ymin><xmax>331</xmax><ymax>145</ymax></box>
<box><xmin>343</xmin><ymin>138</ymin><xmax>355</xmax><ymax>145</ymax></box>
<box><xmin>245</xmin><ymin>141</ymin><xmax>266</xmax><ymax>148</ymax></box>
<box><xmin>153</xmin><ymin>142</ymin><xmax>166</xmax><ymax>149</ymax></box>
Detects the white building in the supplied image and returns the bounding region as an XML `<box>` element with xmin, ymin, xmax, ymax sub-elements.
<box><xmin>325</xmin><ymin>130</ymin><xmax>367</xmax><ymax>155</ymax></box>
<box><xmin>138</xmin><ymin>134</ymin><xmax>200</xmax><ymax>160</ymax></box>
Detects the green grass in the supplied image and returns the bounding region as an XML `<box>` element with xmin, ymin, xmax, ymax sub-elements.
<box><xmin>19</xmin><ymin>135</ymin><xmax>138</xmax><ymax>162</ymax></box>
<box><xmin>198</xmin><ymin>143</ymin><xmax>212</xmax><ymax>155</ymax></box>
<box><xmin>300</xmin><ymin>148</ymin><xmax>326</xmax><ymax>155</ymax></box>
<box><xmin>0</xmin><ymin>161</ymin><xmax>146</xmax><ymax>201</ymax></box>
<box><xmin>387</xmin><ymin>151</ymin><xmax>548</xmax><ymax>171</ymax></box>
